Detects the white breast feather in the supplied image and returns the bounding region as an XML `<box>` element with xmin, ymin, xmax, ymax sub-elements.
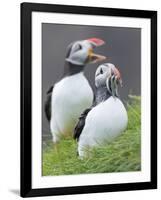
<box><xmin>50</xmin><ymin>72</ymin><xmax>93</xmax><ymax>141</ymax></box>
<box><xmin>78</xmin><ymin>96</ymin><xmax>128</xmax><ymax>157</ymax></box>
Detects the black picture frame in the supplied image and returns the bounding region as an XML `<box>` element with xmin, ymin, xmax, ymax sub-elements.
<box><xmin>21</xmin><ymin>2</ymin><xmax>157</xmax><ymax>197</ymax></box>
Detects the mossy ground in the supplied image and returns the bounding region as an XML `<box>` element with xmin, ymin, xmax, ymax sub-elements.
<box><xmin>42</xmin><ymin>96</ymin><xmax>141</xmax><ymax>176</ymax></box>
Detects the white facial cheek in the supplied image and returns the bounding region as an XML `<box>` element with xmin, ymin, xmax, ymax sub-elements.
<box><xmin>82</xmin><ymin>49</ymin><xmax>88</xmax><ymax>60</ymax></box>
<box><xmin>71</xmin><ymin>51</ymin><xmax>83</xmax><ymax>63</ymax></box>
<box><xmin>106</xmin><ymin>70</ymin><xmax>111</xmax><ymax>78</ymax></box>
<box><xmin>102</xmin><ymin>73</ymin><xmax>107</xmax><ymax>81</ymax></box>
<box><xmin>95</xmin><ymin>76</ymin><xmax>100</xmax><ymax>87</ymax></box>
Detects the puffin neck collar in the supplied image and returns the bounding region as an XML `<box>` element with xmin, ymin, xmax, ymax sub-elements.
<box><xmin>63</xmin><ymin>61</ymin><xmax>85</xmax><ymax>77</ymax></box>
<box><xmin>94</xmin><ymin>85</ymin><xmax>111</xmax><ymax>105</ymax></box>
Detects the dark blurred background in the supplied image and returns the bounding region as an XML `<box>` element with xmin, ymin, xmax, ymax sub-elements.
<box><xmin>42</xmin><ymin>23</ymin><xmax>141</xmax><ymax>140</ymax></box>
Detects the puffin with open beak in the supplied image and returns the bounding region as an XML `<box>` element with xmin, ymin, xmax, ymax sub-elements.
<box><xmin>45</xmin><ymin>38</ymin><xmax>106</xmax><ymax>144</ymax></box>
<box><xmin>74</xmin><ymin>63</ymin><xmax>128</xmax><ymax>158</ymax></box>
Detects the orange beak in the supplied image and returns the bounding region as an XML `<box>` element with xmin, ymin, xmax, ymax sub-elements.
<box><xmin>86</xmin><ymin>38</ymin><xmax>105</xmax><ymax>47</ymax></box>
<box><xmin>112</xmin><ymin>66</ymin><xmax>123</xmax><ymax>87</ymax></box>
<box><xmin>88</xmin><ymin>48</ymin><xmax>106</xmax><ymax>63</ymax></box>
<box><xmin>86</xmin><ymin>38</ymin><xmax>106</xmax><ymax>64</ymax></box>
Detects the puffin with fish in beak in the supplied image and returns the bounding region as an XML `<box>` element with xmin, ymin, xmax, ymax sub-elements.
<box><xmin>74</xmin><ymin>63</ymin><xmax>128</xmax><ymax>158</ymax></box>
<box><xmin>45</xmin><ymin>38</ymin><xmax>106</xmax><ymax>144</ymax></box>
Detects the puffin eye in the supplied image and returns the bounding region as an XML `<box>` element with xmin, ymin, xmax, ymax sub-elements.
<box><xmin>100</xmin><ymin>68</ymin><xmax>103</xmax><ymax>74</ymax></box>
<box><xmin>76</xmin><ymin>44</ymin><xmax>82</xmax><ymax>51</ymax></box>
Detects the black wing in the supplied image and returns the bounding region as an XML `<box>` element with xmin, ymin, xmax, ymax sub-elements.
<box><xmin>73</xmin><ymin>107</ymin><xmax>92</xmax><ymax>141</ymax></box>
<box><xmin>44</xmin><ymin>86</ymin><xmax>53</xmax><ymax>122</ymax></box>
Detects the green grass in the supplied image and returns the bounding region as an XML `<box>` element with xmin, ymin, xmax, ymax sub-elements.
<box><xmin>42</xmin><ymin>95</ymin><xmax>141</xmax><ymax>176</ymax></box>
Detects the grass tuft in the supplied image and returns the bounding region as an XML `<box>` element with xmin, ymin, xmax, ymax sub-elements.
<box><xmin>43</xmin><ymin>96</ymin><xmax>141</xmax><ymax>176</ymax></box>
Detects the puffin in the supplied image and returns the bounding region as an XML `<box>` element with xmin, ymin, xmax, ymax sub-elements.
<box><xmin>74</xmin><ymin>63</ymin><xmax>128</xmax><ymax>158</ymax></box>
<box><xmin>45</xmin><ymin>38</ymin><xmax>106</xmax><ymax>144</ymax></box>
